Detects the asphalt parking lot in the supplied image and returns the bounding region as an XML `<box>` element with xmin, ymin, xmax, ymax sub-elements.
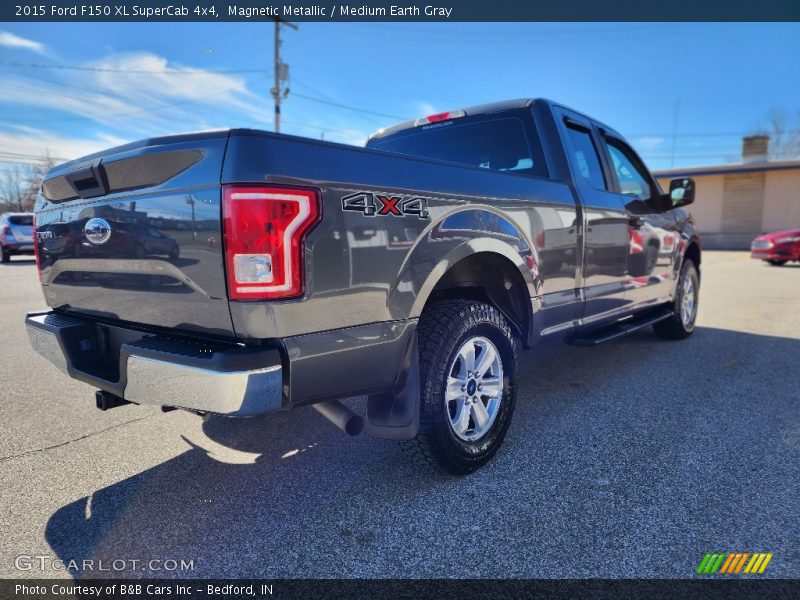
<box><xmin>0</xmin><ymin>252</ymin><xmax>798</xmax><ymax>579</ymax></box>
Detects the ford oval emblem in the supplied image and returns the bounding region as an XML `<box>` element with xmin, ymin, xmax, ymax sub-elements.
<box><xmin>84</xmin><ymin>218</ymin><xmax>111</xmax><ymax>245</ymax></box>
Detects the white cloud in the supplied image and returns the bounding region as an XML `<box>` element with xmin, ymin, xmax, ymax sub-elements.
<box><xmin>634</xmin><ymin>136</ymin><xmax>665</xmax><ymax>151</ymax></box>
<box><xmin>0</xmin><ymin>52</ymin><xmax>275</xmax><ymax>137</ymax></box>
<box><xmin>0</xmin><ymin>31</ymin><xmax>46</xmax><ymax>54</ymax></box>
<box><xmin>85</xmin><ymin>52</ymin><xmax>274</xmax><ymax>125</ymax></box>
<box><xmin>0</xmin><ymin>50</ymin><xmax>377</xmax><ymax>155</ymax></box>
<box><xmin>0</xmin><ymin>125</ymin><xmax>129</xmax><ymax>163</ymax></box>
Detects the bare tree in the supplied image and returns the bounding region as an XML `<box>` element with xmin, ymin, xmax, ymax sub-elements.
<box><xmin>0</xmin><ymin>152</ymin><xmax>58</xmax><ymax>212</ymax></box>
<box><xmin>0</xmin><ymin>166</ymin><xmax>27</xmax><ymax>212</ymax></box>
<box><xmin>24</xmin><ymin>152</ymin><xmax>58</xmax><ymax>209</ymax></box>
<box><xmin>756</xmin><ymin>109</ymin><xmax>800</xmax><ymax>161</ymax></box>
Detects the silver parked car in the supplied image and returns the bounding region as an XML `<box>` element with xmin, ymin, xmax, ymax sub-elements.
<box><xmin>1</xmin><ymin>212</ymin><xmax>35</xmax><ymax>263</ymax></box>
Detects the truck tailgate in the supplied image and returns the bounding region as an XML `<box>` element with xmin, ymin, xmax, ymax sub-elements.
<box><xmin>35</xmin><ymin>131</ymin><xmax>234</xmax><ymax>338</ymax></box>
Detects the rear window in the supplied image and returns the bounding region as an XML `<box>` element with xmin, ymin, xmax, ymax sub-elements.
<box><xmin>8</xmin><ymin>216</ymin><xmax>33</xmax><ymax>226</ymax></box>
<box><xmin>368</xmin><ymin>115</ymin><xmax>547</xmax><ymax>178</ymax></box>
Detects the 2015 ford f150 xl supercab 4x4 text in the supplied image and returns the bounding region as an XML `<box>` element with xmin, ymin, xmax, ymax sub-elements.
<box><xmin>25</xmin><ymin>98</ymin><xmax>701</xmax><ymax>474</ymax></box>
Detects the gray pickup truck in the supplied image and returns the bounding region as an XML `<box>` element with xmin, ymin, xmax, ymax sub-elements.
<box><xmin>26</xmin><ymin>98</ymin><xmax>700</xmax><ymax>474</ymax></box>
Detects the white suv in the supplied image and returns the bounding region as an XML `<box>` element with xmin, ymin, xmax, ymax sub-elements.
<box><xmin>0</xmin><ymin>213</ymin><xmax>35</xmax><ymax>263</ymax></box>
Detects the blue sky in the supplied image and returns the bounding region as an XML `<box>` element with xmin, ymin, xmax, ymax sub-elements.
<box><xmin>0</xmin><ymin>22</ymin><xmax>798</xmax><ymax>171</ymax></box>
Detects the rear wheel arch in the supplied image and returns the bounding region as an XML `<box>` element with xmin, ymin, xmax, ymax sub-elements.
<box><xmin>420</xmin><ymin>251</ymin><xmax>534</xmax><ymax>348</ymax></box>
<box><xmin>368</xmin><ymin>249</ymin><xmax>533</xmax><ymax>442</ymax></box>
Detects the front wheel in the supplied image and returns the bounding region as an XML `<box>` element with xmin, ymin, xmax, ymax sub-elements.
<box><xmin>767</xmin><ymin>259</ymin><xmax>787</xmax><ymax>266</ymax></box>
<box><xmin>653</xmin><ymin>259</ymin><xmax>699</xmax><ymax>340</ymax></box>
<box><xmin>401</xmin><ymin>299</ymin><xmax>517</xmax><ymax>475</ymax></box>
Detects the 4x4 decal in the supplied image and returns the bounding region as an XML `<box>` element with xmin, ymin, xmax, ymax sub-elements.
<box><xmin>342</xmin><ymin>192</ymin><xmax>429</xmax><ymax>219</ymax></box>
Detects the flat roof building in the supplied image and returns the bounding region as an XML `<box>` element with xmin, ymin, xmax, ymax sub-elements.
<box><xmin>653</xmin><ymin>136</ymin><xmax>800</xmax><ymax>249</ymax></box>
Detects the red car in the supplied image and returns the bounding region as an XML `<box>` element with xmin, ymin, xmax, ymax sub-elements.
<box><xmin>751</xmin><ymin>229</ymin><xmax>800</xmax><ymax>266</ymax></box>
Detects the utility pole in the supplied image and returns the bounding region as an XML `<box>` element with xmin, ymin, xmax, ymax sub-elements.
<box><xmin>271</xmin><ymin>18</ymin><xmax>297</xmax><ymax>134</ymax></box>
<box><xmin>670</xmin><ymin>98</ymin><xmax>680</xmax><ymax>169</ymax></box>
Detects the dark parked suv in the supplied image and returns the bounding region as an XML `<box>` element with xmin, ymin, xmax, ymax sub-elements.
<box><xmin>26</xmin><ymin>99</ymin><xmax>701</xmax><ymax>473</ymax></box>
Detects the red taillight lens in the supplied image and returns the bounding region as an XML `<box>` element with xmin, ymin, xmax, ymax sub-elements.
<box><xmin>222</xmin><ymin>185</ymin><xmax>320</xmax><ymax>301</ymax></box>
<box><xmin>32</xmin><ymin>215</ymin><xmax>42</xmax><ymax>281</ymax></box>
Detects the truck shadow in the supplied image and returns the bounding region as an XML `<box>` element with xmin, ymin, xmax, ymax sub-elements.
<box><xmin>44</xmin><ymin>326</ymin><xmax>800</xmax><ymax>578</ymax></box>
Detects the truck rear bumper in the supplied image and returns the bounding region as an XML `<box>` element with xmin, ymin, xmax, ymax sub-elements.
<box><xmin>25</xmin><ymin>311</ymin><xmax>283</xmax><ymax>416</ymax></box>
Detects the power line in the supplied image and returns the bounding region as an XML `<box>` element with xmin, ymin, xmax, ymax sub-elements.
<box><xmin>0</xmin><ymin>74</ymin><xmax>272</xmax><ymax>124</ymax></box>
<box><xmin>0</xmin><ymin>157</ymin><xmax>51</xmax><ymax>167</ymax></box>
<box><xmin>0</xmin><ymin>60</ymin><xmax>270</xmax><ymax>75</ymax></box>
<box><xmin>0</xmin><ymin>84</ymin><xmax>367</xmax><ymax>140</ymax></box>
<box><xmin>628</xmin><ymin>130</ymin><xmax>800</xmax><ymax>139</ymax></box>
<box><xmin>280</xmin><ymin>116</ymin><xmax>366</xmax><ymax>138</ymax></box>
<box><xmin>3</xmin><ymin>62</ymin><xmax>797</xmax><ymax>153</ymax></box>
<box><xmin>0</xmin><ymin>151</ymin><xmax>68</xmax><ymax>161</ymax></box>
<box><xmin>8</xmin><ymin>61</ymin><xmax>792</xmax><ymax>137</ymax></box>
<box><xmin>290</xmin><ymin>80</ymin><xmax>387</xmax><ymax>126</ymax></box>
<box><xmin>0</xmin><ymin>59</ymin><xmax>402</xmax><ymax>126</ymax></box>
<box><xmin>292</xmin><ymin>92</ymin><xmax>409</xmax><ymax>121</ymax></box>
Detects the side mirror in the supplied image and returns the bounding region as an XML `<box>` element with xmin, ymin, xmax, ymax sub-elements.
<box><xmin>668</xmin><ymin>177</ymin><xmax>695</xmax><ymax>208</ymax></box>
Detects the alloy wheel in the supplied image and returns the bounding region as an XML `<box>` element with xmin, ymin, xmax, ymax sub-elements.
<box><xmin>444</xmin><ymin>336</ymin><xmax>504</xmax><ymax>442</ymax></box>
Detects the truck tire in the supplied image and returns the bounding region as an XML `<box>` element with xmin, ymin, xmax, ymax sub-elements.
<box><xmin>653</xmin><ymin>258</ymin><xmax>699</xmax><ymax>340</ymax></box>
<box><xmin>402</xmin><ymin>299</ymin><xmax>517</xmax><ymax>474</ymax></box>
<box><xmin>767</xmin><ymin>259</ymin><xmax>787</xmax><ymax>266</ymax></box>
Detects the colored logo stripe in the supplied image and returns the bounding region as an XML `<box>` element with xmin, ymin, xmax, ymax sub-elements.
<box><xmin>697</xmin><ymin>553</ymin><xmax>725</xmax><ymax>574</ymax></box>
<box><xmin>719</xmin><ymin>553</ymin><xmax>736</xmax><ymax>574</ymax></box>
<box><xmin>720</xmin><ymin>553</ymin><xmax>749</xmax><ymax>574</ymax></box>
<box><xmin>744</xmin><ymin>553</ymin><xmax>773</xmax><ymax>574</ymax></box>
<box><xmin>698</xmin><ymin>552</ymin><xmax>773</xmax><ymax>575</ymax></box>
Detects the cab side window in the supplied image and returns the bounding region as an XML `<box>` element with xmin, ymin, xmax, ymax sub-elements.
<box><xmin>564</xmin><ymin>125</ymin><xmax>607</xmax><ymax>191</ymax></box>
<box><xmin>605</xmin><ymin>140</ymin><xmax>654</xmax><ymax>203</ymax></box>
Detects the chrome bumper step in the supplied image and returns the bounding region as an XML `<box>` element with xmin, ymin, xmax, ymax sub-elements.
<box><xmin>25</xmin><ymin>311</ymin><xmax>284</xmax><ymax>416</ymax></box>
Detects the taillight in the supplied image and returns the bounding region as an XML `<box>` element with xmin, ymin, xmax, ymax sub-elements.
<box><xmin>222</xmin><ymin>185</ymin><xmax>320</xmax><ymax>301</ymax></box>
<box><xmin>32</xmin><ymin>215</ymin><xmax>42</xmax><ymax>281</ymax></box>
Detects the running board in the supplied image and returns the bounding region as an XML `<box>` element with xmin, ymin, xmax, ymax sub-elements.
<box><xmin>565</xmin><ymin>309</ymin><xmax>674</xmax><ymax>347</ymax></box>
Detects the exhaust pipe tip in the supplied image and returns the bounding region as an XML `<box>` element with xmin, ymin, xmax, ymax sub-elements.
<box><xmin>344</xmin><ymin>414</ymin><xmax>364</xmax><ymax>436</ymax></box>
<box><xmin>313</xmin><ymin>400</ymin><xmax>363</xmax><ymax>436</ymax></box>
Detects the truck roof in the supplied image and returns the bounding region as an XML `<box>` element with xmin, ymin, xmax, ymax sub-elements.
<box><xmin>368</xmin><ymin>98</ymin><xmax>536</xmax><ymax>141</ymax></box>
<box><xmin>367</xmin><ymin>97</ymin><xmax>623</xmax><ymax>143</ymax></box>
